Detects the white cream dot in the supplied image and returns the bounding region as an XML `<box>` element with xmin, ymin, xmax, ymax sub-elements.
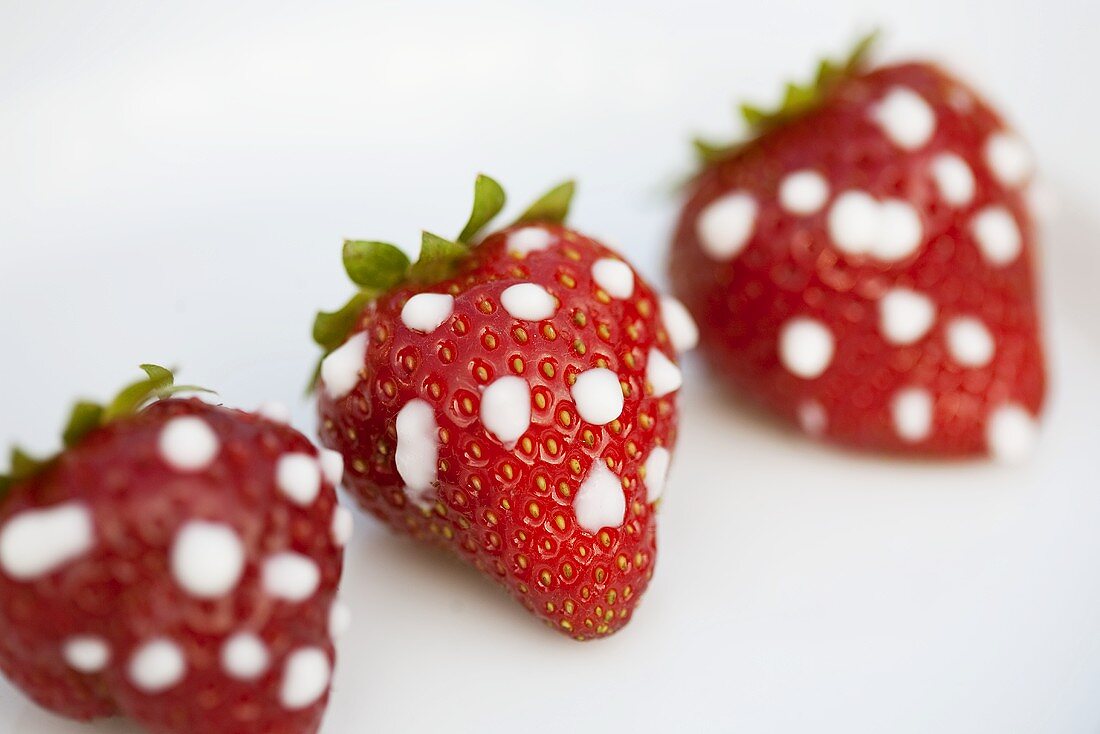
<box><xmin>798</xmin><ymin>400</ymin><xmax>828</xmax><ymax>437</ymax></box>
<box><xmin>170</xmin><ymin>521</ymin><xmax>245</xmax><ymax>599</ymax></box>
<box><xmin>892</xmin><ymin>388</ymin><xmax>934</xmax><ymax>443</ymax></box>
<box><xmin>946</xmin><ymin>317</ymin><xmax>996</xmax><ymax>367</ymax></box>
<box><xmin>63</xmin><ymin>636</ymin><xmax>110</xmax><ymax>673</ymax></box>
<box><xmin>876</xmin><ymin>199</ymin><xmax>923</xmax><ymax>260</ymax></box>
<box><xmin>275</xmin><ymin>453</ymin><xmax>323</xmax><ymax>507</ymax></box>
<box><xmin>573</xmin><ymin>463</ymin><xmax>626</xmax><ymax>533</ymax></box>
<box><xmin>395</xmin><ymin>399</ymin><xmax>438</xmax><ymax>495</ymax></box>
<box><xmin>660</xmin><ymin>296</ymin><xmax>698</xmax><ymax>353</ymax></box>
<box><xmin>646</xmin><ymin>349</ymin><xmax>682</xmax><ymax>398</ymax></box>
<box><xmin>331</xmin><ymin>507</ymin><xmax>353</xmax><ymax>547</ymax></box>
<box><xmin>778</xmin><ymin>170</ymin><xmax>829</xmax><ymax>215</ymax></box>
<box><xmin>129</xmin><ymin>638</ymin><xmax>186</xmax><ymax>693</ymax></box>
<box><xmin>221</xmin><ymin>633</ymin><xmax>270</xmax><ymax>680</ymax></box>
<box><xmin>871</xmin><ymin>87</ymin><xmax>936</xmax><ymax>150</ymax></box>
<box><xmin>971</xmin><ymin>206</ymin><xmax>1022</xmax><ymax>266</ymax></box>
<box><xmin>479</xmin><ymin>376</ymin><xmax>531</xmax><ymax>447</ymax></box>
<box><xmin>506</xmin><ymin>227</ymin><xmax>554</xmax><ymax>257</ymax></box>
<box><xmin>570</xmin><ymin>368</ymin><xmax>624</xmax><ymax>425</ymax></box>
<box><xmin>280</xmin><ymin>647</ymin><xmax>331</xmax><ymax>710</ymax></box>
<box><xmin>263</xmin><ymin>552</ymin><xmax>321</xmax><ymax>602</ymax></box>
<box><xmin>500</xmin><ymin>283</ymin><xmax>557</xmax><ymax>321</ymax></box>
<box><xmin>696</xmin><ymin>192</ymin><xmax>757</xmax><ymax>260</ymax></box>
<box><xmin>930</xmin><ymin>153</ymin><xmax>975</xmax><ymax>206</ymax></box>
<box><xmin>879</xmin><ymin>288</ymin><xmax>936</xmax><ymax>345</ymax></box>
<box><xmin>318</xmin><ymin>449</ymin><xmax>344</xmax><ymax>486</ymax></box>
<box><xmin>158</xmin><ymin>417</ymin><xmax>219</xmax><ymax>472</ymax></box>
<box><xmin>985</xmin><ymin>132</ymin><xmax>1033</xmax><ymax>187</ymax></box>
<box><xmin>400</xmin><ymin>293</ymin><xmax>454</xmax><ymax>333</ymax></box>
<box><xmin>779</xmin><ymin>318</ymin><xmax>835</xmax><ymax>379</ymax></box>
<box><xmin>644</xmin><ymin>447</ymin><xmax>671</xmax><ymax>503</ymax></box>
<box><xmin>986</xmin><ymin>404</ymin><xmax>1039</xmax><ymax>462</ymax></box>
<box><xmin>591</xmin><ymin>258</ymin><xmax>635</xmax><ymax>299</ymax></box>
<box><xmin>256</xmin><ymin>401</ymin><xmax>291</xmax><ymax>423</ymax></box>
<box><xmin>828</xmin><ymin>192</ymin><xmax>923</xmax><ymax>261</ymax></box>
<box><xmin>0</xmin><ymin>503</ymin><xmax>94</xmax><ymax>581</ymax></box>
<box><xmin>329</xmin><ymin>599</ymin><xmax>351</xmax><ymax>639</ymax></box>
<box><xmin>321</xmin><ymin>332</ymin><xmax>368</xmax><ymax>400</ymax></box>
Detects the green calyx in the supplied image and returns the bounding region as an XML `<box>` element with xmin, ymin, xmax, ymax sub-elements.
<box><xmin>309</xmin><ymin>175</ymin><xmax>576</xmax><ymax>390</ymax></box>
<box><xmin>0</xmin><ymin>365</ymin><xmax>213</xmax><ymax>498</ymax></box>
<box><xmin>693</xmin><ymin>31</ymin><xmax>879</xmax><ymax>167</ymax></box>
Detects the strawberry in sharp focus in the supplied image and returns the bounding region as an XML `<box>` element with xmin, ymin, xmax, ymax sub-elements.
<box><xmin>670</xmin><ymin>35</ymin><xmax>1046</xmax><ymax>459</ymax></box>
<box><xmin>312</xmin><ymin>176</ymin><xmax>696</xmax><ymax>640</ymax></box>
<box><xmin>0</xmin><ymin>366</ymin><xmax>350</xmax><ymax>734</ymax></box>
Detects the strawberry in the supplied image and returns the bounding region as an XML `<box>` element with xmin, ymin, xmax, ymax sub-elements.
<box><xmin>670</xmin><ymin>35</ymin><xmax>1046</xmax><ymax>459</ymax></box>
<box><xmin>0</xmin><ymin>366</ymin><xmax>350</xmax><ymax>733</ymax></box>
<box><xmin>312</xmin><ymin>176</ymin><xmax>695</xmax><ymax>639</ymax></box>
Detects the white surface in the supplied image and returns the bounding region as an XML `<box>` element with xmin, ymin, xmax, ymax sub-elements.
<box><xmin>1</xmin><ymin>1</ymin><xmax>1099</xmax><ymax>733</ymax></box>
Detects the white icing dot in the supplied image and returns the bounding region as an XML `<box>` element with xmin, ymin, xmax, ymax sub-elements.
<box><xmin>280</xmin><ymin>647</ymin><xmax>331</xmax><ymax>710</ymax></box>
<box><xmin>986</xmin><ymin>404</ymin><xmax>1039</xmax><ymax>462</ymax></box>
<box><xmin>329</xmin><ymin>599</ymin><xmax>351</xmax><ymax>639</ymax></box>
<box><xmin>660</xmin><ymin>296</ymin><xmax>698</xmax><ymax>353</ymax></box>
<box><xmin>879</xmin><ymin>288</ymin><xmax>936</xmax><ymax>345</ymax></box>
<box><xmin>876</xmin><ymin>199</ymin><xmax>924</xmax><ymax>260</ymax></box>
<box><xmin>644</xmin><ymin>447</ymin><xmax>671</xmax><ymax>503</ymax></box>
<box><xmin>646</xmin><ymin>349</ymin><xmax>682</xmax><ymax>398</ymax></box>
<box><xmin>221</xmin><ymin>633</ymin><xmax>270</xmax><ymax>680</ymax></box>
<box><xmin>263</xmin><ymin>552</ymin><xmax>321</xmax><ymax>602</ymax></box>
<box><xmin>0</xmin><ymin>503</ymin><xmax>94</xmax><ymax>581</ymax></box>
<box><xmin>479</xmin><ymin>376</ymin><xmax>531</xmax><ymax>447</ymax></box>
<box><xmin>63</xmin><ymin>636</ymin><xmax>110</xmax><ymax>673</ymax></box>
<box><xmin>129</xmin><ymin>638</ymin><xmax>186</xmax><ymax>693</ymax></box>
<box><xmin>331</xmin><ymin>506</ymin><xmax>353</xmax><ymax>547</ymax></box>
<box><xmin>778</xmin><ymin>318</ymin><xmax>835</xmax><ymax>379</ymax></box>
<box><xmin>971</xmin><ymin>206</ymin><xmax>1022</xmax><ymax>266</ymax></box>
<box><xmin>570</xmin><ymin>368</ymin><xmax>624</xmax><ymax>425</ymax></box>
<box><xmin>275</xmin><ymin>453</ymin><xmax>323</xmax><ymax>507</ymax></box>
<box><xmin>321</xmin><ymin>332</ymin><xmax>368</xmax><ymax>400</ymax></box>
<box><xmin>591</xmin><ymin>258</ymin><xmax>635</xmax><ymax>299</ymax></box>
<box><xmin>572</xmin><ymin>462</ymin><xmax>626</xmax><ymax>533</ymax></box>
<box><xmin>500</xmin><ymin>283</ymin><xmax>557</xmax><ymax>321</ymax></box>
<box><xmin>930</xmin><ymin>153</ymin><xmax>975</xmax><ymax>206</ymax></box>
<box><xmin>798</xmin><ymin>400</ymin><xmax>828</xmax><ymax>437</ymax></box>
<box><xmin>318</xmin><ymin>449</ymin><xmax>344</xmax><ymax>486</ymax></box>
<box><xmin>871</xmin><ymin>87</ymin><xmax>936</xmax><ymax>150</ymax></box>
<box><xmin>985</xmin><ymin>132</ymin><xmax>1033</xmax><ymax>187</ymax></box>
<box><xmin>158</xmin><ymin>416</ymin><xmax>219</xmax><ymax>472</ymax></box>
<box><xmin>696</xmin><ymin>192</ymin><xmax>757</xmax><ymax>260</ymax></box>
<box><xmin>892</xmin><ymin>388</ymin><xmax>934</xmax><ymax>443</ymax></box>
<box><xmin>778</xmin><ymin>170</ymin><xmax>830</xmax><ymax>215</ymax></box>
<box><xmin>827</xmin><ymin>192</ymin><xmax>923</xmax><ymax>261</ymax></box>
<box><xmin>946</xmin><ymin>317</ymin><xmax>996</xmax><ymax>367</ymax></box>
<box><xmin>395</xmin><ymin>399</ymin><xmax>438</xmax><ymax>496</ymax></box>
<box><xmin>256</xmin><ymin>401</ymin><xmax>291</xmax><ymax>423</ymax></box>
<box><xmin>170</xmin><ymin>521</ymin><xmax>245</xmax><ymax>599</ymax></box>
<box><xmin>506</xmin><ymin>227</ymin><xmax>554</xmax><ymax>257</ymax></box>
<box><xmin>400</xmin><ymin>293</ymin><xmax>454</xmax><ymax>333</ymax></box>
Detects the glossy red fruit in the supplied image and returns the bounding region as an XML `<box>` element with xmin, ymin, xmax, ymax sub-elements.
<box><xmin>670</xmin><ymin>39</ymin><xmax>1045</xmax><ymax>459</ymax></box>
<box><xmin>313</xmin><ymin>177</ymin><xmax>695</xmax><ymax>639</ymax></box>
<box><xmin>0</xmin><ymin>368</ymin><xmax>349</xmax><ymax>734</ymax></box>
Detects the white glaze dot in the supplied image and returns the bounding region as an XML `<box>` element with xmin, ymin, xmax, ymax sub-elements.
<box><xmin>696</xmin><ymin>192</ymin><xmax>757</xmax><ymax>260</ymax></box>
<box><xmin>798</xmin><ymin>400</ymin><xmax>828</xmax><ymax>437</ymax></box>
<box><xmin>892</xmin><ymin>388</ymin><xmax>934</xmax><ymax>443</ymax></box>
<box><xmin>394</xmin><ymin>399</ymin><xmax>438</xmax><ymax>494</ymax></box>
<box><xmin>63</xmin><ymin>636</ymin><xmax>110</xmax><ymax>673</ymax></box>
<box><xmin>280</xmin><ymin>647</ymin><xmax>331</xmax><ymax>710</ymax></box>
<box><xmin>400</xmin><ymin>293</ymin><xmax>454</xmax><ymax>333</ymax></box>
<box><xmin>170</xmin><ymin>521</ymin><xmax>245</xmax><ymax>599</ymax></box>
<box><xmin>321</xmin><ymin>332</ymin><xmax>368</xmax><ymax>400</ymax></box>
<box><xmin>876</xmin><ymin>199</ymin><xmax>923</xmax><ymax>260</ymax></box>
<box><xmin>871</xmin><ymin>87</ymin><xmax>936</xmax><ymax>150</ymax></box>
<box><xmin>479</xmin><ymin>376</ymin><xmax>531</xmax><ymax>447</ymax></box>
<box><xmin>879</xmin><ymin>288</ymin><xmax>936</xmax><ymax>345</ymax></box>
<box><xmin>275</xmin><ymin>453</ymin><xmax>323</xmax><ymax>507</ymax></box>
<box><xmin>591</xmin><ymin>258</ymin><xmax>635</xmax><ymax>299</ymax></box>
<box><xmin>778</xmin><ymin>170</ymin><xmax>829</xmax><ymax>215</ymax></box>
<box><xmin>985</xmin><ymin>132</ymin><xmax>1033</xmax><ymax>187</ymax></box>
<box><xmin>573</xmin><ymin>462</ymin><xmax>626</xmax><ymax>533</ymax></box>
<box><xmin>256</xmin><ymin>401</ymin><xmax>291</xmax><ymax>423</ymax></box>
<box><xmin>129</xmin><ymin>638</ymin><xmax>186</xmax><ymax>693</ymax></box>
<box><xmin>263</xmin><ymin>552</ymin><xmax>321</xmax><ymax>602</ymax></box>
<box><xmin>778</xmin><ymin>318</ymin><xmax>835</xmax><ymax>379</ymax></box>
<box><xmin>318</xmin><ymin>449</ymin><xmax>344</xmax><ymax>487</ymax></box>
<box><xmin>828</xmin><ymin>191</ymin><xmax>923</xmax><ymax>261</ymax></box>
<box><xmin>158</xmin><ymin>416</ymin><xmax>219</xmax><ymax>472</ymax></box>
<box><xmin>331</xmin><ymin>506</ymin><xmax>353</xmax><ymax>547</ymax></box>
<box><xmin>660</xmin><ymin>296</ymin><xmax>698</xmax><ymax>353</ymax></box>
<box><xmin>221</xmin><ymin>633</ymin><xmax>270</xmax><ymax>680</ymax></box>
<box><xmin>0</xmin><ymin>503</ymin><xmax>94</xmax><ymax>581</ymax></box>
<box><xmin>971</xmin><ymin>206</ymin><xmax>1022</xmax><ymax>266</ymax></box>
<box><xmin>930</xmin><ymin>153</ymin><xmax>975</xmax><ymax>206</ymax></box>
<box><xmin>946</xmin><ymin>317</ymin><xmax>996</xmax><ymax>367</ymax></box>
<box><xmin>500</xmin><ymin>283</ymin><xmax>557</xmax><ymax>321</ymax></box>
<box><xmin>570</xmin><ymin>368</ymin><xmax>624</xmax><ymax>425</ymax></box>
<box><xmin>646</xmin><ymin>349</ymin><xmax>682</xmax><ymax>398</ymax></box>
<box><xmin>644</xmin><ymin>447</ymin><xmax>671</xmax><ymax>503</ymax></box>
<box><xmin>986</xmin><ymin>404</ymin><xmax>1039</xmax><ymax>462</ymax></box>
<box><xmin>506</xmin><ymin>227</ymin><xmax>554</xmax><ymax>257</ymax></box>
<box><xmin>329</xmin><ymin>599</ymin><xmax>351</xmax><ymax>639</ymax></box>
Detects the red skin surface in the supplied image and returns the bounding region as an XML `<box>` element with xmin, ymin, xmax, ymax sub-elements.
<box><xmin>670</xmin><ymin>63</ymin><xmax>1046</xmax><ymax>456</ymax></box>
<box><xmin>318</xmin><ymin>224</ymin><xmax>680</xmax><ymax>640</ymax></box>
<box><xmin>0</xmin><ymin>399</ymin><xmax>343</xmax><ymax>734</ymax></box>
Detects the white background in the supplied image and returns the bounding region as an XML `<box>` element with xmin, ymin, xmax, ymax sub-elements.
<box><xmin>1</xmin><ymin>1</ymin><xmax>1099</xmax><ymax>732</ymax></box>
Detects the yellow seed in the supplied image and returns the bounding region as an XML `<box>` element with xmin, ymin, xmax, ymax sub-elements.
<box><xmin>546</xmin><ymin>438</ymin><xmax>559</xmax><ymax>455</ymax></box>
<box><xmin>617</xmin><ymin>554</ymin><xmax>628</xmax><ymax>570</ymax></box>
<box><xmin>429</xmin><ymin>382</ymin><xmax>442</xmax><ymax>399</ymax></box>
<box><xmin>527</xmin><ymin>502</ymin><xmax>540</xmax><ymax>519</ymax></box>
<box><xmin>513</xmin><ymin>327</ymin><xmax>528</xmax><ymax>344</ymax></box>
<box><xmin>562</xmin><ymin>563</ymin><xmax>574</xmax><ymax>579</ymax></box>
<box><xmin>486</xmin><ymin>510</ymin><xmax>499</xmax><ymax>525</ymax></box>
<box><xmin>569</xmin><ymin>458</ymin><xmax>581</xmax><ymax>475</ymax></box>
<box><xmin>521</xmin><ymin>437</ymin><xmax>534</xmax><ymax>454</ymax></box>
<box><xmin>599</xmin><ymin>531</ymin><xmax>611</xmax><ymax>547</ymax></box>
<box><xmin>546</xmin><ymin>602</ymin><xmax>556</xmax><ymax>613</ymax></box>
<box><xmin>626</xmin><ymin>324</ymin><xmax>639</xmax><ymax>341</ymax></box>
<box><xmin>597</xmin><ymin>324</ymin><xmax>611</xmax><ymax>341</ymax></box>
<box><xmin>558</xmin><ymin>481</ymin><xmax>571</xmax><ymax>497</ymax></box>
<box><xmin>478</xmin><ymin>300</ymin><xmax>493</xmax><ymax>314</ymax></box>
<box><xmin>607</xmin><ymin>589</ymin><xmax>617</xmax><ymax>605</ymax></box>
<box><xmin>564</xmin><ymin>247</ymin><xmax>581</xmax><ymax>261</ymax></box>
<box><xmin>637</xmin><ymin>299</ymin><xmax>652</xmax><ymax>317</ymax></box>
<box><xmin>534</xmin><ymin>393</ymin><xmax>547</xmax><ymax>409</ymax></box>
<box><xmin>542</xmin><ymin>324</ymin><xmax>557</xmax><ymax>340</ymax></box>
<box><xmin>561</xmin><ymin>620</ymin><xmax>574</xmax><ymax>631</ymax></box>
<box><xmin>595</xmin><ymin>290</ymin><xmax>611</xmax><ymax>304</ymax></box>
<box><xmin>512</xmin><ymin>357</ymin><xmax>524</xmax><ymax>373</ymax></box>
<box><xmin>564</xmin><ymin>599</ymin><xmax>576</xmax><ymax>614</ymax></box>
<box><xmin>461</xmin><ymin>397</ymin><xmax>474</xmax><ymax>414</ymax></box>
<box><xmin>558</xmin><ymin>410</ymin><xmax>572</xmax><ymax>427</ymax></box>
<box><xmin>573</xmin><ymin>339</ymin><xmax>587</xmax><ymax>356</ymax></box>
<box><xmin>541</xmin><ymin>362</ymin><xmax>555</xmax><ymax>379</ymax></box>
<box><xmin>502</xmin><ymin>463</ymin><xmax>514</xmax><ymax>480</ymax></box>
<box><xmin>554</xmin><ymin>515</ymin><xmax>566</xmax><ymax>531</ymax></box>
<box><xmin>595</xmin><ymin>568</ymin><xmax>605</xmax><ymax>584</ymax></box>
<box><xmin>483</xmin><ymin>332</ymin><xmax>498</xmax><ymax>349</ymax></box>
<box><xmin>583</xmin><ymin>430</ymin><xmax>595</xmax><ymax>446</ymax></box>
<box><xmin>539</xmin><ymin>570</ymin><xmax>552</xmax><ymax>586</ymax></box>
<box><xmin>559</xmin><ymin>273</ymin><xmax>576</xmax><ymax>288</ymax></box>
<box><xmin>517</xmin><ymin>555</ymin><xmax>529</xmax><ymax>570</ymax></box>
<box><xmin>573</xmin><ymin>310</ymin><xmax>587</xmax><ymax>327</ymax></box>
<box><xmin>442</xmin><ymin>526</ymin><xmax>454</xmax><ymax>539</ymax></box>
<box><xmin>501</xmin><ymin>498</ymin><xmax>511</xmax><ymax>510</ymax></box>
<box><xmin>470</xmin><ymin>442</ymin><xmax>482</xmax><ymax>459</ymax></box>
<box><xmin>535</xmin><ymin>475</ymin><xmax>548</xmax><ymax>491</ymax></box>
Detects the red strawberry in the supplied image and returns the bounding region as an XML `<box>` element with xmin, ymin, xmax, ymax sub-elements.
<box><xmin>670</xmin><ymin>36</ymin><xmax>1046</xmax><ymax>459</ymax></box>
<box><xmin>313</xmin><ymin>176</ymin><xmax>695</xmax><ymax>639</ymax></box>
<box><xmin>0</xmin><ymin>366</ymin><xmax>350</xmax><ymax>733</ymax></box>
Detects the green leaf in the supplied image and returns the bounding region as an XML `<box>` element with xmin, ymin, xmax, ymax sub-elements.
<box><xmin>457</xmin><ymin>174</ymin><xmax>506</xmax><ymax>244</ymax></box>
<box><xmin>312</xmin><ymin>290</ymin><xmax>374</xmax><ymax>354</ymax></box>
<box><xmin>406</xmin><ymin>231</ymin><xmax>468</xmax><ymax>284</ymax></box>
<box><xmin>62</xmin><ymin>401</ymin><xmax>105</xmax><ymax>448</ymax></box>
<box><xmin>342</xmin><ymin>240</ymin><xmax>410</xmax><ymax>290</ymax></box>
<box><xmin>516</xmin><ymin>181</ymin><xmax>575</xmax><ymax>225</ymax></box>
<box><xmin>103</xmin><ymin>364</ymin><xmax>176</xmax><ymax>421</ymax></box>
<box><xmin>1</xmin><ymin>446</ymin><xmax>46</xmax><ymax>497</ymax></box>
